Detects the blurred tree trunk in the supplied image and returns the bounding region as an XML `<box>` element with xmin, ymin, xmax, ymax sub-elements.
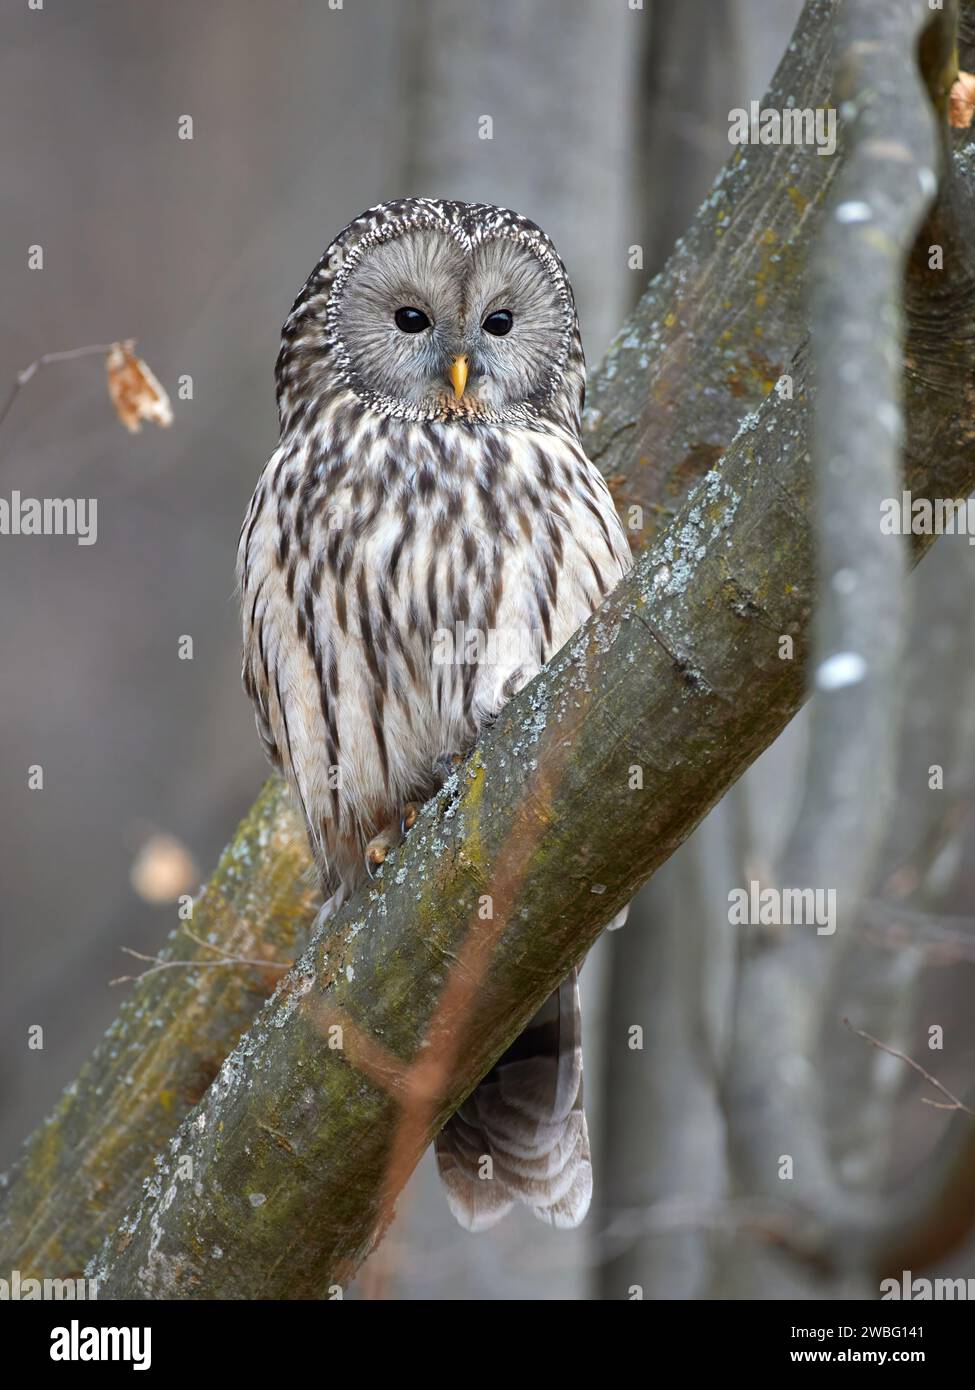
<box><xmin>628</xmin><ymin>0</ymin><xmax>746</xmax><ymax>288</ymax></box>
<box><xmin>397</xmin><ymin>0</ymin><xmax>639</xmax><ymax>358</ymax></box>
<box><xmin>596</xmin><ymin>0</ymin><xmax>750</xmax><ymax>1301</ymax></box>
<box><xmin>597</xmin><ymin>817</ymin><xmax>736</xmax><ymax>1299</ymax></box>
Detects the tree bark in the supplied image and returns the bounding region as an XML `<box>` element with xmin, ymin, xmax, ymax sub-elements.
<box><xmin>0</xmin><ymin>781</ymin><xmax>316</xmax><ymax>1278</ymax></box>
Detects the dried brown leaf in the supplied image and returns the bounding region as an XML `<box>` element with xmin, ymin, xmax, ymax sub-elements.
<box><xmin>106</xmin><ymin>340</ymin><xmax>173</xmax><ymax>433</ymax></box>
<box><xmin>949</xmin><ymin>71</ymin><xmax>975</xmax><ymax>129</ymax></box>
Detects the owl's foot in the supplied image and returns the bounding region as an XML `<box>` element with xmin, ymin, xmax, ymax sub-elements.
<box><xmin>433</xmin><ymin>751</ymin><xmax>464</xmax><ymax>784</ymax></box>
<box><xmin>364</xmin><ymin>802</ymin><xmax>420</xmax><ymax>877</ymax></box>
<box><xmin>473</xmin><ymin>664</ymin><xmax>540</xmax><ymax>731</ymax></box>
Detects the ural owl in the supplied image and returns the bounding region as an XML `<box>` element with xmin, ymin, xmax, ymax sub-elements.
<box><xmin>238</xmin><ymin>198</ymin><xmax>631</xmax><ymax>1231</ymax></box>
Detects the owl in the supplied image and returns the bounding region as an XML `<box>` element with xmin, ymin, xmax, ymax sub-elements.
<box><xmin>238</xmin><ymin>198</ymin><xmax>632</xmax><ymax>1231</ymax></box>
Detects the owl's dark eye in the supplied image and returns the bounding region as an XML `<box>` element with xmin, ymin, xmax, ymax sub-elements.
<box><xmin>482</xmin><ymin>309</ymin><xmax>514</xmax><ymax>337</ymax></box>
<box><xmin>394</xmin><ymin>306</ymin><xmax>431</xmax><ymax>333</ymax></box>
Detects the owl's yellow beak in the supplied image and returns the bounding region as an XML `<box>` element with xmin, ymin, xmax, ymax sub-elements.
<box><xmin>448</xmin><ymin>355</ymin><xmax>469</xmax><ymax>400</ymax></box>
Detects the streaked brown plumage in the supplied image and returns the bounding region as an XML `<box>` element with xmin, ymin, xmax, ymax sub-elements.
<box><xmin>238</xmin><ymin>198</ymin><xmax>631</xmax><ymax>1230</ymax></box>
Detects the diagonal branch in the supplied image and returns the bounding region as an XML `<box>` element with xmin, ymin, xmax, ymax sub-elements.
<box><xmin>0</xmin><ymin>780</ymin><xmax>317</xmax><ymax>1278</ymax></box>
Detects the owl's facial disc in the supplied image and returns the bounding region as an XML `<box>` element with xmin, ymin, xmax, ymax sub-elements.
<box><xmin>334</xmin><ymin>227</ymin><xmax>569</xmax><ymax>418</ymax></box>
<box><xmin>461</xmin><ymin>237</ymin><xmax>567</xmax><ymax>413</ymax></box>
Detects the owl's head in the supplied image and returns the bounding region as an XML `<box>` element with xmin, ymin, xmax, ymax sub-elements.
<box><xmin>276</xmin><ymin>199</ymin><xmax>585</xmax><ymax>434</ymax></box>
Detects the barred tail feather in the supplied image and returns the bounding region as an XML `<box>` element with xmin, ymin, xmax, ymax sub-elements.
<box><xmin>435</xmin><ymin>968</ymin><xmax>591</xmax><ymax>1232</ymax></box>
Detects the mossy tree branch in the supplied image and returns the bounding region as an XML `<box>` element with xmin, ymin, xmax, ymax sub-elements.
<box><xmin>0</xmin><ymin>782</ymin><xmax>317</xmax><ymax>1278</ymax></box>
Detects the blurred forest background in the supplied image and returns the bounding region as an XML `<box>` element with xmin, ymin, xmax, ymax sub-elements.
<box><xmin>4</xmin><ymin>0</ymin><xmax>975</xmax><ymax>1300</ymax></box>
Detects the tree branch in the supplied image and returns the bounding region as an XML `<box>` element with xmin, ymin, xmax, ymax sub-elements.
<box><xmin>0</xmin><ymin>780</ymin><xmax>316</xmax><ymax>1278</ymax></box>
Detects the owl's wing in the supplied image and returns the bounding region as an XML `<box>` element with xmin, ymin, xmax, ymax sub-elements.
<box><xmin>237</xmin><ymin>450</ymin><xmax>357</xmax><ymax>900</ymax></box>
<box><xmin>238</xmin><ymin>470</ymin><xmax>284</xmax><ymax>774</ymax></box>
<box><xmin>238</xmin><ymin>455</ymin><xmax>332</xmax><ymax>874</ymax></box>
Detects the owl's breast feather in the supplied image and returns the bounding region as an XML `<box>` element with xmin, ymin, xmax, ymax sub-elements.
<box><xmin>237</xmin><ymin>418</ymin><xmax>629</xmax><ymax>886</ymax></box>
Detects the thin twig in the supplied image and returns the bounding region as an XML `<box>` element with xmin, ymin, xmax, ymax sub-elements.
<box><xmin>110</xmin><ymin>941</ymin><xmax>292</xmax><ymax>987</ymax></box>
<box><xmin>843</xmin><ymin>1018</ymin><xmax>975</xmax><ymax>1116</ymax></box>
<box><xmin>861</xmin><ymin>909</ymin><xmax>975</xmax><ymax>965</ymax></box>
<box><xmin>0</xmin><ymin>343</ymin><xmax>120</xmax><ymax>434</ymax></box>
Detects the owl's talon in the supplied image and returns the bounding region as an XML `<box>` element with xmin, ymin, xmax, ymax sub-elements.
<box><xmin>364</xmin><ymin>836</ymin><xmax>392</xmax><ymax>877</ymax></box>
<box><xmin>433</xmin><ymin>752</ymin><xmax>464</xmax><ymax>783</ymax></box>
<box><xmin>365</xmin><ymin>802</ymin><xmax>419</xmax><ymax>877</ymax></box>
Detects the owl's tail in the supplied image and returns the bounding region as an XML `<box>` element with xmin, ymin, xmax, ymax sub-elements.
<box><xmin>434</xmin><ymin>967</ymin><xmax>591</xmax><ymax>1232</ymax></box>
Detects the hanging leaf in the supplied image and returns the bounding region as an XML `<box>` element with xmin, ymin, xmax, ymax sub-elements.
<box><xmin>106</xmin><ymin>340</ymin><xmax>173</xmax><ymax>433</ymax></box>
